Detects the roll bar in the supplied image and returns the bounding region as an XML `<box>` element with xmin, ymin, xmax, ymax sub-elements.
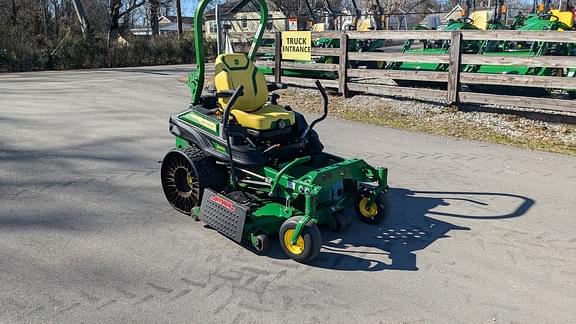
<box><xmin>190</xmin><ymin>0</ymin><xmax>269</xmax><ymax>105</ymax></box>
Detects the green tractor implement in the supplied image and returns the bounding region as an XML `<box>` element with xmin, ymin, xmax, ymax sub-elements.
<box><xmin>383</xmin><ymin>0</ymin><xmax>510</xmax><ymax>88</ymax></box>
<box><xmin>161</xmin><ymin>0</ymin><xmax>390</xmax><ymax>263</ymax></box>
<box><xmin>464</xmin><ymin>10</ymin><xmax>576</xmax><ymax>97</ymax></box>
<box><xmin>385</xmin><ymin>18</ymin><xmax>483</xmax><ymax>89</ymax></box>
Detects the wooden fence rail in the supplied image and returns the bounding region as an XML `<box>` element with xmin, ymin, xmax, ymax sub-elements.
<box><xmin>239</xmin><ymin>30</ymin><xmax>576</xmax><ymax>113</ymax></box>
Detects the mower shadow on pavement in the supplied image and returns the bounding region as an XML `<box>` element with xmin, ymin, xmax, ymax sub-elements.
<box><xmin>267</xmin><ymin>188</ymin><xmax>534</xmax><ymax>271</ymax></box>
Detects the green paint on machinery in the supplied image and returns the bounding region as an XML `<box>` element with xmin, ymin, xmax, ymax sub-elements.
<box><xmin>385</xmin><ymin>19</ymin><xmax>483</xmax><ymax>88</ymax></box>
<box><xmin>385</xmin><ymin>12</ymin><xmax>576</xmax><ymax>97</ymax></box>
<box><xmin>160</xmin><ymin>0</ymin><xmax>390</xmax><ymax>263</ymax></box>
<box><xmin>464</xmin><ymin>12</ymin><xmax>576</xmax><ymax>97</ymax></box>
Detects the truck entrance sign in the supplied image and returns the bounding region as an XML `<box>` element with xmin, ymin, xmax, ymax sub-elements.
<box><xmin>281</xmin><ymin>31</ymin><xmax>311</xmax><ymax>60</ymax></box>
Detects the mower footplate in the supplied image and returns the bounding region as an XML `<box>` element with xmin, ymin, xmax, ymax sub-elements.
<box><xmin>200</xmin><ymin>189</ymin><xmax>248</xmax><ymax>243</ymax></box>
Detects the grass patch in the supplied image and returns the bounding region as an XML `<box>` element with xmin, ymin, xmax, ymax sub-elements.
<box><xmin>277</xmin><ymin>89</ymin><xmax>576</xmax><ymax>156</ymax></box>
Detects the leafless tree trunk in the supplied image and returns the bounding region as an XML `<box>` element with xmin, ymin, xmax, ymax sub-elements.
<box><xmin>176</xmin><ymin>0</ymin><xmax>183</xmax><ymax>36</ymax></box>
<box><xmin>150</xmin><ymin>0</ymin><xmax>160</xmax><ymax>36</ymax></box>
<box><xmin>50</xmin><ymin>0</ymin><xmax>60</xmax><ymax>37</ymax></box>
<box><xmin>10</xmin><ymin>0</ymin><xmax>18</xmax><ymax>24</ymax></box>
<box><xmin>108</xmin><ymin>0</ymin><xmax>145</xmax><ymax>46</ymax></box>
<box><xmin>71</xmin><ymin>0</ymin><xmax>90</xmax><ymax>36</ymax></box>
<box><xmin>41</xmin><ymin>0</ymin><xmax>49</xmax><ymax>38</ymax></box>
<box><xmin>108</xmin><ymin>0</ymin><xmax>122</xmax><ymax>47</ymax></box>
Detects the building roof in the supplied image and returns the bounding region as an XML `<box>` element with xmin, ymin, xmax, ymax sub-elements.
<box><xmin>159</xmin><ymin>15</ymin><xmax>194</xmax><ymax>25</ymax></box>
<box><xmin>130</xmin><ymin>23</ymin><xmax>193</xmax><ymax>36</ymax></box>
<box><xmin>205</xmin><ymin>0</ymin><xmax>279</xmax><ymax>17</ymax></box>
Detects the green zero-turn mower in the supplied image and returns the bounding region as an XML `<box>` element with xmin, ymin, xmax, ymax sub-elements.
<box><xmin>160</xmin><ymin>0</ymin><xmax>389</xmax><ymax>263</ymax></box>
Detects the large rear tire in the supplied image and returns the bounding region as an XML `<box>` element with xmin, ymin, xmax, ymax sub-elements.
<box><xmin>160</xmin><ymin>145</ymin><xmax>227</xmax><ymax>215</ymax></box>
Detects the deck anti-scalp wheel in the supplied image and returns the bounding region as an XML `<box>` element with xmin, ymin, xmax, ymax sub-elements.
<box><xmin>160</xmin><ymin>145</ymin><xmax>226</xmax><ymax>215</ymax></box>
<box><xmin>279</xmin><ymin>216</ymin><xmax>322</xmax><ymax>263</ymax></box>
<box><xmin>331</xmin><ymin>212</ymin><xmax>350</xmax><ymax>233</ymax></box>
<box><xmin>354</xmin><ymin>190</ymin><xmax>388</xmax><ymax>225</ymax></box>
<box><xmin>253</xmin><ymin>234</ymin><xmax>270</xmax><ymax>254</ymax></box>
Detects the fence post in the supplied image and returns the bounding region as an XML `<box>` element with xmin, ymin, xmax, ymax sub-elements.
<box><xmin>274</xmin><ymin>32</ymin><xmax>282</xmax><ymax>84</ymax></box>
<box><xmin>339</xmin><ymin>33</ymin><xmax>349</xmax><ymax>97</ymax></box>
<box><xmin>447</xmin><ymin>31</ymin><xmax>463</xmax><ymax>106</ymax></box>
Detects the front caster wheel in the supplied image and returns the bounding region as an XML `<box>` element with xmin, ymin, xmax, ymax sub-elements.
<box><xmin>354</xmin><ymin>190</ymin><xmax>388</xmax><ymax>225</ymax></box>
<box><xmin>279</xmin><ymin>216</ymin><xmax>322</xmax><ymax>263</ymax></box>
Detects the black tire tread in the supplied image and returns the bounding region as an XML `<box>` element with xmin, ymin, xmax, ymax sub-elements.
<box><xmin>182</xmin><ymin>145</ymin><xmax>227</xmax><ymax>196</ymax></box>
<box><xmin>161</xmin><ymin>144</ymin><xmax>228</xmax><ymax>215</ymax></box>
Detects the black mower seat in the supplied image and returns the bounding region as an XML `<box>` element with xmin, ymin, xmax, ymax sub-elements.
<box><xmin>214</xmin><ymin>53</ymin><xmax>295</xmax><ymax>131</ymax></box>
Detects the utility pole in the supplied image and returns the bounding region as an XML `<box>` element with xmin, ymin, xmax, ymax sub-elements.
<box><xmin>176</xmin><ymin>0</ymin><xmax>183</xmax><ymax>36</ymax></box>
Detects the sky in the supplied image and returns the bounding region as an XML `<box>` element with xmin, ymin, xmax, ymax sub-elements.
<box><xmin>181</xmin><ymin>0</ymin><xmax>197</xmax><ymax>16</ymax></box>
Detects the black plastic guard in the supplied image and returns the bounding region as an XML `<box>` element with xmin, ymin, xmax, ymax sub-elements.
<box><xmin>200</xmin><ymin>189</ymin><xmax>247</xmax><ymax>243</ymax></box>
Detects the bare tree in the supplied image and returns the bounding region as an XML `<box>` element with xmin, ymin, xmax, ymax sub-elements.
<box><xmin>71</xmin><ymin>0</ymin><xmax>90</xmax><ymax>36</ymax></box>
<box><xmin>149</xmin><ymin>0</ymin><xmax>159</xmax><ymax>36</ymax></box>
<box><xmin>10</xmin><ymin>0</ymin><xmax>18</xmax><ymax>24</ymax></box>
<box><xmin>108</xmin><ymin>0</ymin><xmax>145</xmax><ymax>46</ymax></box>
<box><xmin>175</xmin><ymin>0</ymin><xmax>182</xmax><ymax>36</ymax></box>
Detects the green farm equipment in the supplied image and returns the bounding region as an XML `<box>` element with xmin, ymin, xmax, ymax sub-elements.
<box><xmin>383</xmin><ymin>3</ymin><xmax>576</xmax><ymax>98</ymax></box>
<box><xmin>160</xmin><ymin>0</ymin><xmax>390</xmax><ymax>263</ymax></box>
<box><xmin>386</xmin><ymin>19</ymin><xmax>482</xmax><ymax>88</ymax></box>
<box><xmin>464</xmin><ymin>10</ymin><xmax>576</xmax><ymax>97</ymax></box>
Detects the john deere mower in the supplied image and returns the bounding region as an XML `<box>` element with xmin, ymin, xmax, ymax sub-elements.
<box><xmin>160</xmin><ymin>0</ymin><xmax>389</xmax><ymax>263</ymax></box>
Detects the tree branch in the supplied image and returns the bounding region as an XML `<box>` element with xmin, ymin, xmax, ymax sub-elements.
<box><xmin>118</xmin><ymin>0</ymin><xmax>145</xmax><ymax>19</ymax></box>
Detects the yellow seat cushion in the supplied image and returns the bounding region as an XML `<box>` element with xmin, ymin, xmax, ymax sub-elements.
<box><xmin>214</xmin><ymin>53</ymin><xmax>268</xmax><ymax>111</ymax></box>
<box><xmin>231</xmin><ymin>104</ymin><xmax>295</xmax><ymax>130</ymax></box>
<box><xmin>214</xmin><ymin>53</ymin><xmax>294</xmax><ymax>131</ymax></box>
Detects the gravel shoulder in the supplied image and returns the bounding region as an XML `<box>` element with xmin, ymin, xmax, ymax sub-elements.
<box><xmin>277</xmin><ymin>88</ymin><xmax>576</xmax><ymax>156</ymax></box>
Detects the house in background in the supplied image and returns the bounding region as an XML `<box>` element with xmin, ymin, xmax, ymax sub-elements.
<box><xmin>130</xmin><ymin>15</ymin><xmax>194</xmax><ymax>36</ymax></box>
<box><xmin>204</xmin><ymin>0</ymin><xmax>287</xmax><ymax>39</ymax></box>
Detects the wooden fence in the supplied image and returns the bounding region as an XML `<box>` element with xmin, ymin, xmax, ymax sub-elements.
<box><xmin>232</xmin><ymin>30</ymin><xmax>576</xmax><ymax>113</ymax></box>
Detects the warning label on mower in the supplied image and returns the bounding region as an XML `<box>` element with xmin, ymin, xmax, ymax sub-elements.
<box><xmin>281</xmin><ymin>31</ymin><xmax>311</xmax><ymax>61</ymax></box>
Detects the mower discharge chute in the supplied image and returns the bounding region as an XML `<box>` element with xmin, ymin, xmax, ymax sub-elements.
<box><xmin>160</xmin><ymin>0</ymin><xmax>390</xmax><ymax>263</ymax></box>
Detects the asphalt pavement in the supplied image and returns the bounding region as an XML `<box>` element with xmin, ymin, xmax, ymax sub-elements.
<box><xmin>1</xmin><ymin>65</ymin><xmax>575</xmax><ymax>323</ymax></box>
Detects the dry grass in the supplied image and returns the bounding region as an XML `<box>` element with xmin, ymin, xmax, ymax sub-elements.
<box><xmin>277</xmin><ymin>89</ymin><xmax>576</xmax><ymax>156</ymax></box>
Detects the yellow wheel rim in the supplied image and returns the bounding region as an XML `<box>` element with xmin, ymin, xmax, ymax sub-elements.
<box><xmin>283</xmin><ymin>229</ymin><xmax>305</xmax><ymax>255</ymax></box>
<box><xmin>359</xmin><ymin>197</ymin><xmax>378</xmax><ymax>218</ymax></box>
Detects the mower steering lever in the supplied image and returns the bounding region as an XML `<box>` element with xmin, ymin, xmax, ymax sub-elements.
<box><xmin>300</xmin><ymin>80</ymin><xmax>329</xmax><ymax>141</ymax></box>
<box><xmin>222</xmin><ymin>85</ymin><xmax>245</xmax><ymax>191</ymax></box>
